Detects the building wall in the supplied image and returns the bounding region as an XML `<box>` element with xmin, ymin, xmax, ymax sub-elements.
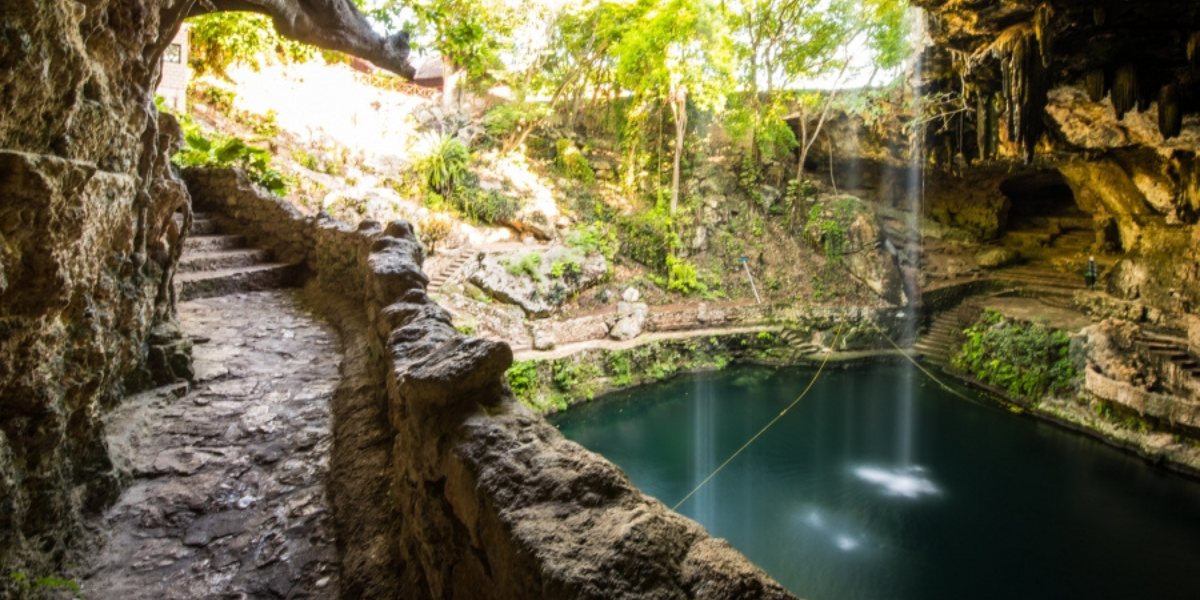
<box><xmin>157</xmin><ymin>24</ymin><xmax>190</xmax><ymax>112</ymax></box>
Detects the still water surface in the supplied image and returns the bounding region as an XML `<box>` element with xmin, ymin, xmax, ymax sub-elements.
<box><xmin>549</xmin><ymin>365</ymin><xmax>1200</xmax><ymax>600</ymax></box>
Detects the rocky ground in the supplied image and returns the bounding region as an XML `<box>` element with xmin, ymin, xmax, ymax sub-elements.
<box><xmin>78</xmin><ymin>291</ymin><xmax>342</xmax><ymax>599</ymax></box>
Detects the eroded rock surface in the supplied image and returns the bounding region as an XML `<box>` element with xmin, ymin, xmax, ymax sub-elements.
<box><xmin>82</xmin><ymin>291</ymin><xmax>340</xmax><ymax>599</ymax></box>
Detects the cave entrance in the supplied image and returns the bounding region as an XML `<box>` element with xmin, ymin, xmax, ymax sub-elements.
<box><xmin>996</xmin><ymin>170</ymin><xmax>1100</xmax><ymax>263</ymax></box>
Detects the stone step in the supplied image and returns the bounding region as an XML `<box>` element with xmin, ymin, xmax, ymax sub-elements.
<box><xmin>191</xmin><ymin>218</ymin><xmax>220</xmax><ymax>235</ymax></box>
<box><xmin>175</xmin><ymin>263</ymin><xmax>301</xmax><ymax>301</ymax></box>
<box><xmin>178</xmin><ymin>248</ymin><xmax>273</xmax><ymax>273</ymax></box>
<box><xmin>185</xmin><ymin>234</ymin><xmax>246</xmax><ymax>252</ymax></box>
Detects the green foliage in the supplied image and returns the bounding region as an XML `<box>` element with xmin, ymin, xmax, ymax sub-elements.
<box><xmin>171</xmin><ymin>111</ymin><xmax>290</xmax><ymax>196</ymax></box>
<box><xmin>552</xmin><ymin>361</ymin><xmax>578</xmax><ymax>391</ymax></box>
<box><xmin>567</xmin><ymin>224</ymin><xmax>619</xmax><ymax>264</ymax></box>
<box><xmin>418</xmin><ymin>215</ymin><xmax>453</xmax><ymax>254</ymax></box>
<box><xmin>506</xmin><ymin>360</ymin><xmax>539</xmax><ymax>401</ymax></box>
<box><xmin>452</xmin><ymin>187</ymin><xmax>522</xmax><ymax>225</ymax></box>
<box><xmin>666</xmin><ymin>255</ymin><xmax>706</xmax><ymax>295</ymax></box>
<box><xmin>413</xmin><ymin>133</ymin><xmax>471</xmax><ymax>195</ymax></box>
<box><xmin>9</xmin><ymin>572</ymin><xmax>84</xmax><ymax>599</ymax></box>
<box><xmin>555</xmin><ymin>139</ymin><xmax>595</xmax><ymax>183</ymax></box>
<box><xmin>951</xmin><ymin>310</ymin><xmax>1079</xmax><ymax>400</ymax></box>
<box><xmin>187</xmin><ymin>13</ymin><xmax>315</xmax><ymax>77</ymax></box>
<box><xmin>484</xmin><ymin>100</ymin><xmax>552</xmax><ymax>139</ymax></box>
<box><xmin>618</xmin><ymin>210</ymin><xmax>679</xmax><ymax>273</ymax></box>
<box><xmin>375</xmin><ymin>0</ymin><xmax>513</xmax><ymax>88</ymax></box>
<box><xmin>607</xmin><ymin>352</ymin><xmax>633</xmax><ymax>387</ymax></box>
<box><xmin>804</xmin><ymin>197</ymin><xmax>858</xmax><ymax>265</ymax></box>
<box><xmin>546</xmin><ymin>281</ymin><xmax>568</xmax><ymax>306</ymax></box>
<box><xmin>550</xmin><ymin>257</ymin><xmax>583</xmax><ymax>282</ymax></box>
<box><xmin>198</xmin><ymin>85</ymin><xmax>237</xmax><ymax>115</ymax></box>
<box><xmin>505</xmin><ymin>252</ymin><xmax>543</xmax><ymax>279</ymax></box>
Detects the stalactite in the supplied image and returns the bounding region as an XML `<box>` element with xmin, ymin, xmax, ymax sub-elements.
<box><xmin>1189</xmin><ymin>31</ymin><xmax>1200</xmax><ymax>69</ymax></box>
<box><xmin>1086</xmin><ymin>70</ymin><xmax>1105</xmax><ymax>103</ymax></box>
<box><xmin>1094</xmin><ymin>7</ymin><xmax>1106</xmax><ymax>27</ymax></box>
<box><xmin>992</xmin><ymin>27</ymin><xmax>1044</xmax><ymax>163</ymax></box>
<box><xmin>1033</xmin><ymin>4</ymin><xmax>1054</xmax><ymax>68</ymax></box>
<box><xmin>990</xmin><ymin>93</ymin><xmax>1002</xmax><ymax>160</ymax></box>
<box><xmin>1158</xmin><ymin>83</ymin><xmax>1182</xmax><ymax>140</ymax></box>
<box><xmin>1113</xmin><ymin>63</ymin><xmax>1138</xmax><ymax>120</ymax></box>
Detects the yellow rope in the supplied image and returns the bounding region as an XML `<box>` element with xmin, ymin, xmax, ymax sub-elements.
<box><xmin>672</xmin><ymin>320</ymin><xmax>845</xmax><ymax>511</ymax></box>
<box><xmin>671</xmin><ymin>320</ymin><xmax>984</xmax><ymax>512</ymax></box>
<box><xmin>880</xmin><ymin>333</ymin><xmax>982</xmax><ymax>406</ymax></box>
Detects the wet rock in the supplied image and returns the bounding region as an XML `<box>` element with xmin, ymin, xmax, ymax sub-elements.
<box><xmin>183</xmin><ymin>512</ymin><xmax>245</xmax><ymax>547</ymax></box>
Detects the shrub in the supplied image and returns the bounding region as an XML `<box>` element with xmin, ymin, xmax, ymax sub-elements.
<box><xmin>505</xmin><ymin>252</ymin><xmax>542</xmax><ymax>280</ymax></box>
<box><xmin>666</xmin><ymin>255</ymin><xmax>706</xmax><ymax>295</ymax></box>
<box><xmin>452</xmin><ymin>187</ymin><xmax>521</xmax><ymax>225</ymax></box>
<box><xmin>951</xmin><ymin>310</ymin><xmax>1078</xmax><ymax>399</ymax></box>
<box><xmin>618</xmin><ymin>210</ymin><xmax>679</xmax><ymax>273</ymax></box>
<box><xmin>803</xmin><ymin>197</ymin><xmax>859</xmax><ymax>265</ymax></box>
<box><xmin>555</xmin><ymin>139</ymin><xmax>595</xmax><ymax>183</ymax></box>
<box><xmin>172</xmin><ymin>114</ymin><xmax>290</xmax><ymax>196</ymax></box>
<box><xmin>483</xmin><ymin>100</ymin><xmax>552</xmax><ymax>139</ymax></box>
<box><xmin>413</xmin><ymin>133</ymin><xmax>470</xmax><ymax>195</ymax></box>
<box><xmin>549</xmin><ymin>258</ymin><xmax>583</xmax><ymax>284</ymax></box>
<box><xmin>507</xmin><ymin>360</ymin><xmax>539</xmax><ymax>401</ymax></box>
<box><xmin>568</xmin><ymin>224</ymin><xmax>619</xmax><ymax>263</ymax></box>
<box><xmin>418</xmin><ymin>215</ymin><xmax>453</xmax><ymax>255</ymax></box>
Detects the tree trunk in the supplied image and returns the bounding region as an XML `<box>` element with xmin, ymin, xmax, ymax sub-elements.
<box><xmin>670</xmin><ymin>86</ymin><xmax>687</xmax><ymax>217</ymax></box>
<box><xmin>442</xmin><ymin>55</ymin><xmax>460</xmax><ymax>114</ymax></box>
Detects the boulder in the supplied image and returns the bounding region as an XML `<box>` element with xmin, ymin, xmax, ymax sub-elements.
<box><xmin>609</xmin><ymin>302</ymin><xmax>649</xmax><ymax>341</ymax></box>
<box><xmin>469</xmin><ymin>246</ymin><xmax>608</xmax><ymax>317</ymax></box>
<box><xmin>975</xmin><ymin>247</ymin><xmax>1020</xmax><ymax>268</ymax></box>
<box><xmin>622</xmin><ymin>287</ymin><xmax>641</xmax><ymax>303</ymax></box>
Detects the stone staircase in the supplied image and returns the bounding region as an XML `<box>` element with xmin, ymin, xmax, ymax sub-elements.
<box><xmin>1138</xmin><ymin>332</ymin><xmax>1200</xmax><ymax>381</ymax></box>
<box><xmin>989</xmin><ymin>264</ymin><xmax>1088</xmax><ymax>309</ymax></box>
<box><xmin>174</xmin><ymin>212</ymin><xmax>300</xmax><ymax>301</ymax></box>
<box><xmin>427</xmin><ymin>248</ymin><xmax>475</xmax><ymax>293</ymax></box>
<box><xmin>912</xmin><ymin>310</ymin><xmax>960</xmax><ymax>369</ymax></box>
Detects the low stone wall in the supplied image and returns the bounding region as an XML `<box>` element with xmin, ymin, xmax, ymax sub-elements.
<box><xmin>185</xmin><ymin>168</ymin><xmax>796</xmax><ymax>599</ymax></box>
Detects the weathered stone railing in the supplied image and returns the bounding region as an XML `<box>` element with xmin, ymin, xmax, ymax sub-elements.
<box><xmin>184</xmin><ymin>168</ymin><xmax>797</xmax><ymax>599</ymax></box>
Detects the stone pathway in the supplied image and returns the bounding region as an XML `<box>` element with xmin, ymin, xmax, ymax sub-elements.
<box><xmin>82</xmin><ymin>290</ymin><xmax>341</xmax><ymax>599</ymax></box>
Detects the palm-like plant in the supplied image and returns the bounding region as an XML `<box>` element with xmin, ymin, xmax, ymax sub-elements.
<box><xmin>413</xmin><ymin>132</ymin><xmax>470</xmax><ymax>194</ymax></box>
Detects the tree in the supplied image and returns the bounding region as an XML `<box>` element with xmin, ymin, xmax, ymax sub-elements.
<box><xmin>729</xmin><ymin>0</ymin><xmax>908</xmax><ymax>215</ymax></box>
<box><xmin>373</xmin><ymin>0</ymin><xmax>514</xmax><ymax>112</ymax></box>
<box><xmin>609</xmin><ymin>0</ymin><xmax>732</xmax><ymax>215</ymax></box>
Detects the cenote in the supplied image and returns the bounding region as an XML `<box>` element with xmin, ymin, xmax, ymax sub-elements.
<box><xmin>549</xmin><ymin>364</ymin><xmax>1200</xmax><ymax>600</ymax></box>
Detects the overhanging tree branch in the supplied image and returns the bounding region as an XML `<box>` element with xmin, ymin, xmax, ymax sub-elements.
<box><xmin>192</xmin><ymin>0</ymin><xmax>416</xmax><ymax>78</ymax></box>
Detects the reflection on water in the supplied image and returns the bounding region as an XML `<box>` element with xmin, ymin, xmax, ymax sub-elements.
<box><xmin>852</xmin><ymin>465</ymin><xmax>940</xmax><ymax>499</ymax></box>
<box><xmin>551</xmin><ymin>365</ymin><xmax>1200</xmax><ymax>600</ymax></box>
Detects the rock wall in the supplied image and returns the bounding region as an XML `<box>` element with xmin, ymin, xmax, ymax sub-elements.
<box><xmin>1</xmin><ymin>0</ymin><xmax>194</xmax><ymax>580</ymax></box>
<box><xmin>186</xmin><ymin>167</ymin><xmax>798</xmax><ymax>599</ymax></box>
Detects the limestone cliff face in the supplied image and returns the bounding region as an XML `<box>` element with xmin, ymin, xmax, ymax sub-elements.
<box><xmin>0</xmin><ymin>0</ymin><xmax>192</xmax><ymax>578</ymax></box>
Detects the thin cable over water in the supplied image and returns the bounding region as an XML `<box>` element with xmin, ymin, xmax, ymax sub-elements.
<box><xmin>672</xmin><ymin>321</ymin><xmax>845</xmax><ymax>511</ymax></box>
